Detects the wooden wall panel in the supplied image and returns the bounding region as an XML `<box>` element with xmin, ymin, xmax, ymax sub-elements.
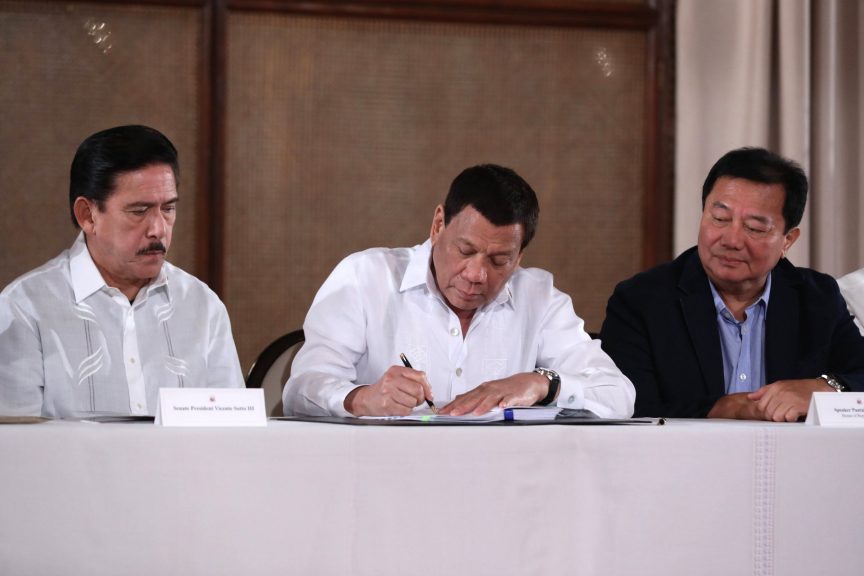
<box><xmin>0</xmin><ymin>0</ymin><xmax>203</xmax><ymax>287</ymax></box>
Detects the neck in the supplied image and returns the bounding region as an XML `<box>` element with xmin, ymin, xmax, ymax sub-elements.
<box><xmin>716</xmin><ymin>281</ymin><xmax>766</xmax><ymax>321</ymax></box>
<box><xmin>454</xmin><ymin>308</ymin><xmax>475</xmax><ymax>336</ymax></box>
<box><xmin>92</xmin><ymin>261</ymin><xmax>149</xmax><ymax>302</ymax></box>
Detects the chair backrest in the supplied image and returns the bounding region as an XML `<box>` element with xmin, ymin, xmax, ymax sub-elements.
<box><xmin>246</xmin><ymin>329</ymin><xmax>305</xmax><ymax>417</ymax></box>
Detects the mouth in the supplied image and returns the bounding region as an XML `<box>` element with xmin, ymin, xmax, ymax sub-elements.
<box><xmin>455</xmin><ymin>286</ymin><xmax>483</xmax><ymax>301</ymax></box>
<box><xmin>137</xmin><ymin>242</ymin><xmax>167</xmax><ymax>258</ymax></box>
<box><xmin>138</xmin><ymin>250</ymin><xmax>165</xmax><ymax>258</ymax></box>
<box><xmin>716</xmin><ymin>255</ymin><xmax>745</xmax><ymax>267</ymax></box>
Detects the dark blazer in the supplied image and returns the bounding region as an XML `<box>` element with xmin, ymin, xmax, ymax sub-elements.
<box><xmin>600</xmin><ymin>247</ymin><xmax>864</xmax><ymax>417</ymax></box>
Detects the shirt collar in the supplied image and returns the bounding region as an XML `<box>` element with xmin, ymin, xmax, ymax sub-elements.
<box><xmin>399</xmin><ymin>238</ymin><xmax>515</xmax><ymax>309</ymax></box>
<box><xmin>69</xmin><ymin>232</ymin><xmax>169</xmax><ymax>304</ymax></box>
<box><xmin>708</xmin><ymin>272</ymin><xmax>772</xmax><ymax>320</ymax></box>
<box><xmin>400</xmin><ymin>239</ymin><xmax>432</xmax><ymax>292</ymax></box>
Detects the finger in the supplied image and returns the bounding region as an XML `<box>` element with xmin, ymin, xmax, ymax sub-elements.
<box><xmin>747</xmin><ymin>387</ymin><xmax>766</xmax><ymax>401</ymax></box>
<box><xmin>416</xmin><ymin>372</ymin><xmax>434</xmax><ymax>404</ymax></box>
<box><xmin>397</xmin><ymin>368</ymin><xmax>434</xmax><ymax>401</ymax></box>
<box><xmin>437</xmin><ymin>400</ymin><xmax>455</xmax><ymax>415</ymax></box>
<box><xmin>383</xmin><ymin>380</ymin><xmax>425</xmax><ymax>409</ymax></box>
<box><xmin>440</xmin><ymin>392</ymin><xmax>484</xmax><ymax>416</ymax></box>
<box><xmin>761</xmin><ymin>395</ymin><xmax>784</xmax><ymax>421</ymax></box>
<box><xmin>767</xmin><ymin>402</ymin><xmax>792</xmax><ymax>422</ymax></box>
<box><xmin>472</xmin><ymin>393</ymin><xmax>504</xmax><ymax>415</ymax></box>
<box><xmin>753</xmin><ymin>386</ymin><xmax>778</xmax><ymax>414</ymax></box>
<box><xmin>399</xmin><ymin>380</ymin><xmax>430</xmax><ymax>407</ymax></box>
<box><xmin>782</xmin><ymin>405</ymin><xmax>802</xmax><ymax>422</ymax></box>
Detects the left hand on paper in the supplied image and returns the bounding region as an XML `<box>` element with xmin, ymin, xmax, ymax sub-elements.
<box><xmin>438</xmin><ymin>371</ymin><xmax>550</xmax><ymax>416</ymax></box>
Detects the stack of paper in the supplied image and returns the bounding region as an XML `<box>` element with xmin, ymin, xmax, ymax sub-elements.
<box><xmin>364</xmin><ymin>406</ymin><xmax>562</xmax><ymax>423</ymax></box>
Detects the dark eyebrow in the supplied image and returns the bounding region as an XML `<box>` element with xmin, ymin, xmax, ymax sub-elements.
<box><xmin>125</xmin><ymin>197</ymin><xmax>179</xmax><ymax>209</ymax></box>
<box><xmin>456</xmin><ymin>237</ymin><xmax>517</xmax><ymax>259</ymax></box>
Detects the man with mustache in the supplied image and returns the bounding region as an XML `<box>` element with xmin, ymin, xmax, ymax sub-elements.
<box><xmin>0</xmin><ymin>125</ymin><xmax>243</xmax><ymax>418</ymax></box>
<box><xmin>601</xmin><ymin>147</ymin><xmax>864</xmax><ymax>420</ymax></box>
<box><xmin>283</xmin><ymin>164</ymin><xmax>635</xmax><ymax>418</ymax></box>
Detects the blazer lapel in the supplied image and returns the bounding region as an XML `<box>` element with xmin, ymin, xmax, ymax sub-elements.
<box><xmin>677</xmin><ymin>251</ymin><xmax>726</xmax><ymax>397</ymax></box>
<box><xmin>765</xmin><ymin>260</ymin><xmax>801</xmax><ymax>382</ymax></box>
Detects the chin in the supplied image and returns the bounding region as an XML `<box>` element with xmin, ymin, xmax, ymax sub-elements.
<box><xmin>447</xmin><ymin>293</ymin><xmax>480</xmax><ymax>311</ymax></box>
<box><xmin>137</xmin><ymin>262</ymin><xmax>164</xmax><ymax>277</ymax></box>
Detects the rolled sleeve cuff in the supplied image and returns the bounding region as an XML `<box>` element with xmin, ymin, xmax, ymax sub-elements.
<box><xmin>328</xmin><ymin>382</ymin><xmax>358</xmax><ymax>417</ymax></box>
<box><xmin>555</xmin><ymin>368</ymin><xmax>635</xmax><ymax>419</ymax></box>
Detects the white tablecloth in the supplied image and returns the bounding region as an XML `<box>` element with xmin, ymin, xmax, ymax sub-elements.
<box><xmin>0</xmin><ymin>419</ymin><xmax>861</xmax><ymax>576</ymax></box>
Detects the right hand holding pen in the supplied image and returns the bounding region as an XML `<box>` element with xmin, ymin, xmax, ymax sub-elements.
<box><xmin>343</xmin><ymin>365</ymin><xmax>433</xmax><ymax>416</ymax></box>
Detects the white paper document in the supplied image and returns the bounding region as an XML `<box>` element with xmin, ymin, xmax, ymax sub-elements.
<box><xmin>363</xmin><ymin>406</ymin><xmax>562</xmax><ymax>423</ymax></box>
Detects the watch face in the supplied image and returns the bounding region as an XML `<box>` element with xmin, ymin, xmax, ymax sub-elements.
<box><xmin>822</xmin><ymin>375</ymin><xmax>845</xmax><ymax>392</ymax></box>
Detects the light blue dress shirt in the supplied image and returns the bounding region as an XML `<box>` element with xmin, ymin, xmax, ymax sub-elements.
<box><xmin>709</xmin><ymin>274</ymin><xmax>772</xmax><ymax>394</ymax></box>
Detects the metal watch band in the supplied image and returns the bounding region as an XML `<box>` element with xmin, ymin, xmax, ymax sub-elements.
<box><xmin>820</xmin><ymin>373</ymin><xmax>846</xmax><ymax>393</ymax></box>
<box><xmin>533</xmin><ymin>367</ymin><xmax>560</xmax><ymax>406</ymax></box>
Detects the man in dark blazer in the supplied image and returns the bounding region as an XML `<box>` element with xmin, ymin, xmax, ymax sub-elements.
<box><xmin>601</xmin><ymin>147</ymin><xmax>864</xmax><ymax>420</ymax></box>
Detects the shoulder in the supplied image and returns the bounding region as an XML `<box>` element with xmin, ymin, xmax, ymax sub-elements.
<box><xmin>0</xmin><ymin>250</ymin><xmax>70</xmax><ymax>304</ymax></box>
<box><xmin>326</xmin><ymin>245</ymin><xmax>417</xmax><ymax>287</ymax></box>
<box><xmin>612</xmin><ymin>247</ymin><xmax>697</xmax><ymax>298</ymax></box>
<box><xmin>510</xmin><ymin>266</ymin><xmax>554</xmax><ymax>291</ymax></box>
<box><xmin>774</xmin><ymin>260</ymin><xmax>843</xmax><ymax>299</ymax></box>
<box><xmin>337</xmin><ymin>245</ymin><xmax>413</xmax><ymax>271</ymax></box>
<box><xmin>163</xmin><ymin>262</ymin><xmax>226</xmax><ymax>309</ymax></box>
<box><xmin>506</xmin><ymin>267</ymin><xmax>574</xmax><ymax>321</ymax></box>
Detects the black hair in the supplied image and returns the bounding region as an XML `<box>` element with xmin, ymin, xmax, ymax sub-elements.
<box><xmin>69</xmin><ymin>125</ymin><xmax>178</xmax><ymax>228</ymax></box>
<box><xmin>444</xmin><ymin>164</ymin><xmax>539</xmax><ymax>250</ymax></box>
<box><xmin>702</xmin><ymin>147</ymin><xmax>807</xmax><ymax>232</ymax></box>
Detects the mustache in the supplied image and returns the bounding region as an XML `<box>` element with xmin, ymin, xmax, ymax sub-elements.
<box><xmin>137</xmin><ymin>242</ymin><xmax>167</xmax><ymax>255</ymax></box>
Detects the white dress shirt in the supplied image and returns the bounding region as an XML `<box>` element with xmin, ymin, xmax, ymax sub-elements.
<box><xmin>838</xmin><ymin>268</ymin><xmax>864</xmax><ymax>335</ymax></box>
<box><xmin>0</xmin><ymin>233</ymin><xmax>244</xmax><ymax>418</ymax></box>
<box><xmin>283</xmin><ymin>240</ymin><xmax>635</xmax><ymax>418</ymax></box>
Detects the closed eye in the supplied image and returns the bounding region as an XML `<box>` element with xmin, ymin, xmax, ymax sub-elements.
<box><xmin>745</xmin><ymin>224</ymin><xmax>769</xmax><ymax>235</ymax></box>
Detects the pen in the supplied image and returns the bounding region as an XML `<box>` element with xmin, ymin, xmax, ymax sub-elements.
<box><xmin>399</xmin><ymin>353</ymin><xmax>437</xmax><ymax>413</ymax></box>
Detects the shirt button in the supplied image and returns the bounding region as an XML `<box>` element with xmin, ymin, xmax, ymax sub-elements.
<box><xmin>450</xmin><ymin>328</ymin><xmax>459</xmax><ymax>336</ymax></box>
<box><xmin>739</xmin><ymin>373</ymin><xmax>747</xmax><ymax>381</ymax></box>
<box><xmin>455</xmin><ymin>368</ymin><xmax>462</xmax><ymax>377</ymax></box>
<box><xmin>136</xmin><ymin>403</ymin><xmax>143</xmax><ymax>410</ymax></box>
<box><xmin>129</xmin><ymin>358</ymin><xmax>136</xmax><ymax>364</ymax></box>
<box><xmin>568</xmin><ymin>395</ymin><xmax>576</xmax><ymax>403</ymax></box>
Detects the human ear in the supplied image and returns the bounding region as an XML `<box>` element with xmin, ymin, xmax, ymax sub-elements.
<box><xmin>430</xmin><ymin>205</ymin><xmax>445</xmax><ymax>243</ymax></box>
<box><xmin>782</xmin><ymin>227</ymin><xmax>800</xmax><ymax>255</ymax></box>
<box><xmin>73</xmin><ymin>197</ymin><xmax>97</xmax><ymax>233</ymax></box>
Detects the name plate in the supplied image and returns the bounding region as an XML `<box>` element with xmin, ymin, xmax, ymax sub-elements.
<box><xmin>805</xmin><ymin>392</ymin><xmax>864</xmax><ymax>426</ymax></box>
<box><xmin>155</xmin><ymin>388</ymin><xmax>267</xmax><ymax>427</ymax></box>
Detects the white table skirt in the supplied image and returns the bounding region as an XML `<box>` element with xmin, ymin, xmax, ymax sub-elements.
<box><xmin>0</xmin><ymin>419</ymin><xmax>861</xmax><ymax>576</ymax></box>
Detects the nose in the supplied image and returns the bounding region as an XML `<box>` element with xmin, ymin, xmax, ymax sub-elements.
<box><xmin>147</xmin><ymin>210</ymin><xmax>167</xmax><ymax>238</ymax></box>
<box><xmin>462</xmin><ymin>256</ymin><xmax>488</xmax><ymax>284</ymax></box>
<box><xmin>720</xmin><ymin>221</ymin><xmax>745</xmax><ymax>249</ymax></box>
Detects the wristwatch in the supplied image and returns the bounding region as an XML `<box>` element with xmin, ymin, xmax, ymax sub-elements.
<box><xmin>819</xmin><ymin>374</ymin><xmax>848</xmax><ymax>393</ymax></box>
<box><xmin>533</xmin><ymin>367</ymin><xmax>561</xmax><ymax>406</ymax></box>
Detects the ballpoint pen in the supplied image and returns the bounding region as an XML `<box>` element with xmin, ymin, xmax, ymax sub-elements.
<box><xmin>399</xmin><ymin>353</ymin><xmax>437</xmax><ymax>413</ymax></box>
